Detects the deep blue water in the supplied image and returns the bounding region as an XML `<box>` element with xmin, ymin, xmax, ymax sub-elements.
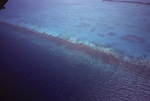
<box><xmin>0</xmin><ymin>25</ymin><xmax>90</xmax><ymax>101</ymax></box>
<box><xmin>1</xmin><ymin>0</ymin><xmax>150</xmax><ymax>101</ymax></box>
<box><xmin>1</xmin><ymin>18</ymin><xmax>150</xmax><ymax>101</ymax></box>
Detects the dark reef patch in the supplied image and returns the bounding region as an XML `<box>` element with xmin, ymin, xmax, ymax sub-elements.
<box><xmin>108</xmin><ymin>32</ymin><xmax>117</xmax><ymax>36</ymax></box>
<box><xmin>120</xmin><ymin>34</ymin><xmax>146</xmax><ymax>43</ymax></box>
<box><xmin>0</xmin><ymin>21</ymin><xmax>150</xmax><ymax>78</ymax></box>
<box><xmin>75</xmin><ymin>22</ymin><xmax>90</xmax><ymax>28</ymax></box>
<box><xmin>97</xmin><ymin>33</ymin><xmax>105</xmax><ymax>37</ymax></box>
<box><xmin>90</xmin><ymin>28</ymin><xmax>96</xmax><ymax>32</ymax></box>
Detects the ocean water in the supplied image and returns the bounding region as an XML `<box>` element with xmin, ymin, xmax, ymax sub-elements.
<box><xmin>0</xmin><ymin>0</ymin><xmax>150</xmax><ymax>101</ymax></box>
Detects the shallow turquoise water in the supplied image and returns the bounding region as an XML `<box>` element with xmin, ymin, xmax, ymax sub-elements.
<box><xmin>1</xmin><ymin>0</ymin><xmax>150</xmax><ymax>58</ymax></box>
<box><xmin>0</xmin><ymin>0</ymin><xmax>150</xmax><ymax>101</ymax></box>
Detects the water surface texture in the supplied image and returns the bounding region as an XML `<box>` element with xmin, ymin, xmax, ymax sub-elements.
<box><xmin>0</xmin><ymin>0</ymin><xmax>150</xmax><ymax>101</ymax></box>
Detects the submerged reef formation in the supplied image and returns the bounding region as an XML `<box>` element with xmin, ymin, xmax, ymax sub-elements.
<box><xmin>1</xmin><ymin>21</ymin><xmax>150</xmax><ymax>79</ymax></box>
<box><xmin>75</xmin><ymin>22</ymin><xmax>90</xmax><ymax>28</ymax></box>
<box><xmin>97</xmin><ymin>33</ymin><xmax>105</xmax><ymax>37</ymax></box>
<box><xmin>108</xmin><ymin>32</ymin><xmax>117</xmax><ymax>36</ymax></box>
<box><xmin>120</xmin><ymin>34</ymin><xmax>146</xmax><ymax>43</ymax></box>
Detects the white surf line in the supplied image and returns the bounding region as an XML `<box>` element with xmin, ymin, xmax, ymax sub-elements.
<box><xmin>1</xmin><ymin>20</ymin><xmax>150</xmax><ymax>66</ymax></box>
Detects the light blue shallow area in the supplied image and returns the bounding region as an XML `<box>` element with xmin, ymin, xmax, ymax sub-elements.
<box><xmin>0</xmin><ymin>0</ymin><xmax>150</xmax><ymax>58</ymax></box>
